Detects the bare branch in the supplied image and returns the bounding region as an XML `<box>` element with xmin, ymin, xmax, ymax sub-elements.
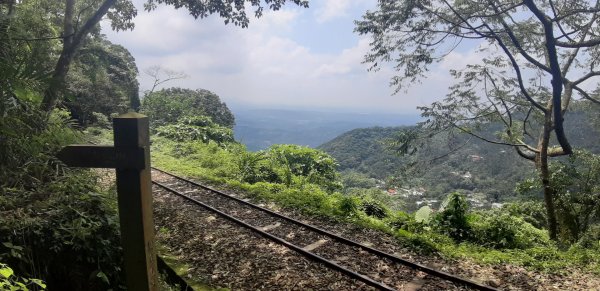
<box><xmin>144</xmin><ymin>66</ymin><xmax>189</xmax><ymax>94</ymax></box>
<box><xmin>572</xmin><ymin>71</ymin><xmax>600</xmax><ymax>86</ymax></box>
<box><xmin>441</xmin><ymin>0</ymin><xmax>547</xmax><ymax>112</ymax></box>
<box><xmin>562</xmin><ymin>8</ymin><xmax>598</xmax><ymax>75</ymax></box>
<box><xmin>483</xmin><ymin>70</ymin><xmax>510</xmax><ymax>128</ymax></box>
<box><xmin>488</xmin><ymin>1</ymin><xmax>551</xmax><ymax>73</ymax></box>
<box><xmin>450</xmin><ymin>122</ymin><xmax>538</xmax><ymax>153</ymax></box>
<box><xmin>549</xmin><ymin>0</ymin><xmax>576</xmax><ymax>43</ymax></box>
<box><xmin>523</xmin><ymin>107</ymin><xmax>534</xmax><ymax>139</ymax></box>
<box><xmin>573</xmin><ymin>85</ymin><xmax>600</xmax><ymax>105</ymax></box>
<box><xmin>556</xmin><ymin>38</ymin><xmax>600</xmax><ymax>48</ymax></box>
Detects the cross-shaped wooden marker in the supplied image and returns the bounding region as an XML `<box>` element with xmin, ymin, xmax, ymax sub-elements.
<box><xmin>57</xmin><ymin>112</ymin><xmax>158</xmax><ymax>291</ymax></box>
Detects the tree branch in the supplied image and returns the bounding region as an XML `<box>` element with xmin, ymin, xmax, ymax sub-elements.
<box><xmin>573</xmin><ymin>85</ymin><xmax>600</xmax><ymax>105</ymax></box>
<box><xmin>441</xmin><ymin>0</ymin><xmax>547</xmax><ymax>113</ymax></box>
<box><xmin>515</xmin><ymin>145</ymin><xmax>536</xmax><ymax>160</ymax></box>
<box><xmin>556</xmin><ymin>38</ymin><xmax>600</xmax><ymax>48</ymax></box>
<box><xmin>450</xmin><ymin>122</ymin><xmax>538</xmax><ymax>153</ymax></box>
<box><xmin>525</xmin><ymin>0</ymin><xmax>572</xmax><ymax>155</ymax></box>
<box><xmin>489</xmin><ymin>1</ymin><xmax>551</xmax><ymax>73</ymax></box>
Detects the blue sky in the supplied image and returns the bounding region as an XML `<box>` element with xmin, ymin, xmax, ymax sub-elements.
<box><xmin>103</xmin><ymin>0</ymin><xmax>479</xmax><ymax>114</ymax></box>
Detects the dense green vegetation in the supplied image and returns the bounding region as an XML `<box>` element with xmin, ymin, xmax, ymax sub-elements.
<box><xmin>67</xmin><ymin>38</ymin><xmax>141</xmax><ymax>125</ymax></box>
<box><xmin>318</xmin><ymin>127</ymin><xmax>406</xmax><ymax>179</ymax></box>
<box><xmin>1</xmin><ymin>1</ymin><xmax>129</xmax><ymax>288</ymax></box>
<box><xmin>1</xmin><ymin>0</ymin><xmax>309</xmax><ymax>289</ymax></box>
<box><xmin>320</xmin><ymin>105</ymin><xmax>600</xmax><ymax>212</ymax></box>
<box><xmin>2</xmin><ymin>0</ymin><xmax>600</xmax><ymax>289</ymax></box>
<box><xmin>141</xmin><ymin>88</ymin><xmax>235</xmax><ymax>129</ymax></box>
<box><xmin>0</xmin><ymin>107</ymin><xmax>124</xmax><ymax>290</ymax></box>
<box><xmin>145</xmin><ymin>96</ymin><xmax>600</xmax><ymax>275</ymax></box>
<box><xmin>356</xmin><ymin>0</ymin><xmax>600</xmax><ymax>241</ymax></box>
<box><xmin>152</xmin><ymin>124</ymin><xmax>600</xmax><ymax>274</ymax></box>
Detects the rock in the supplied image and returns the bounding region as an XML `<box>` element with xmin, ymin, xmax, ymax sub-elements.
<box><xmin>486</xmin><ymin>279</ymin><xmax>502</xmax><ymax>288</ymax></box>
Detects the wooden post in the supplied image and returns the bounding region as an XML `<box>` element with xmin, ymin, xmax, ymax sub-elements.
<box><xmin>114</xmin><ymin>113</ymin><xmax>158</xmax><ymax>291</ymax></box>
<box><xmin>57</xmin><ymin>112</ymin><xmax>158</xmax><ymax>291</ymax></box>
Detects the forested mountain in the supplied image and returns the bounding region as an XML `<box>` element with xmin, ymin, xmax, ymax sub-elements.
<box><xmin>319</xmin><ymin>103</ymin><xmax>600</xmax><ymax>207</ymax></box>
<box><xmin>318</xmin><ymin>127</ymin><xmax>407</xmax><ymax>179</ymax></box>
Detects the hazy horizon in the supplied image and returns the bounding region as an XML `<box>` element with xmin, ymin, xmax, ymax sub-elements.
<box><xmin>231</xmin><ymin>106</ymin><xmax>420</xmax><ymax>151</ymax></box>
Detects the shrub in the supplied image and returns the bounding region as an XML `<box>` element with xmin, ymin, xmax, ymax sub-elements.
<box><xmin>0</xmin><ymin>172</ymin><xmax>124</xmax><ymax>290</ymax></box>
<box><xmin>155</xmin><ymin>116</ymin><xmax>234</xmax><ymax>146</ymax></box>
<box><xmin>0</xmin><ymin>108</ymin><xmax>80</xmax><ymax>191</ymax></box>
<box><xmin>503</xmin><ymin>201</ymin><xmax>547</xmax><ymax>229</ymax></box>
<box><xmin>234</xmin><ymin>150</ymin><xmax>281</xmax><ymax>184</ymax></box>
<box><xmin>360</xmin><ymin>198</ymin><xmax>389</xmax><ymax>219</ymax></box>
<box><xmin>91</xmin><ymin>112</ymin><xmax>111</xmax><ymax>128</ymax></box>
<box><xmin>577</xmin><ymin>224</ymin><xmax>600</xmax><ymax>250</ymax></box>
<box><xmin>0</xmin><ymin>262</ymin><xmax>46</xmax><ymax>290</ymax></box>
<box><xmin>0</xmin><ymin>104</ymin><xmax>123</xmax><ymax>290</ymax></box>
<box><xmin>338</xmin><ymin>195</ymin><xmax>360</xmax><ymax>217</ymax></box>
<box><xmin>266</xmin><ymin>144</ymin><xmax>341</xmax><ymax>193</ymax></box>
<box><xmin>470</xmin><ymin>210</ymin><xmax>550</xmax><ymax>249</ymax></box>
<box><xmin>434</xmin><ymin>192</ymin><xmax>471</xmax><ymax>241</ymax></box>
<box><xmin>415</xmin><ymin>206</ymin><xmax>433</xmax><ymax>224</ymax></box>
<box><xmin>384</xmin><ymin>211</ymin><xmax>416</xmax><ymax>231</ymax></box>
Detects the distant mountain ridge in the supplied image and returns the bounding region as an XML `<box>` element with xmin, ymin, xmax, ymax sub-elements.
<box><xmin>231</xmin><ymin>107</ymin><xmax>419</xmax><ymax>151</ymax></box>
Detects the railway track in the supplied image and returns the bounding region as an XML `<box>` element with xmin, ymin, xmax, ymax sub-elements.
<box><xmin>151</xmin><ymin>167</ymin><xmax>497</xmax><ymax>291</ymax></box>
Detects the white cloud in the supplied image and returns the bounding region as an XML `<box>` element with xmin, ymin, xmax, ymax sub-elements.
<box><xmin>101</xmin><ymin>0</ymin><xmax>459</xmax><ymax>114</ymax></box>
<box><xmin>314</xmin><ymin>0</ymin><xmax>371</xmax><ymax>23</ymax></box>
<box><xmin>315</xmin><ymin>0</ymin><xmax>352</xmax><ymax>23</ymax></box>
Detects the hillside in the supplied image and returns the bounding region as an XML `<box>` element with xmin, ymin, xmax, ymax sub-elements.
<box><xmin>319</xmin><ymin>105</ymin><xmax>600</xmax><ymax>209</ymax></box>
<box><xmin>317</xmin><ymin>127</ymin><xmax>408</xmax><ymax>179</ymax></box>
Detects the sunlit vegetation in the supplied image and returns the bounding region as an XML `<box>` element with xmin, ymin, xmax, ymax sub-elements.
<box><xmin>152</xmin><ymin>122</ymin><xmax>600</xmax><ymax>274</ymax></box>
<box><xmin>2</xmin><ymin>0</ymin><xmax>600</xmax><ymax>289</ymax></box>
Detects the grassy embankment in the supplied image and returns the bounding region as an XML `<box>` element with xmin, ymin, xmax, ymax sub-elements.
<box><xmin>151</xmin><ymin>137</ymin><xmax>600</xmax><ymax>275</ymax></box>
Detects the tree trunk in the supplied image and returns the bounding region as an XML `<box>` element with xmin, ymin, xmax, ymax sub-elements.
<box><xmin>537</xmin><ymin>113</ymin><xmax>559</xmax><ymax>241</ymax></box>
<box><xmin>40</xmin><ymin>0</ymin><xmax>117</xmax><ymax>112</ymax></box>
<box><xmin>40</xmin><ymin>0</ymin><xmax>75</xmax><ymax>111</ymax></box>
<box><xmin>40</xmin><ymin>47</ymin><xmax>76</xmax><ymax>111</ymax></box>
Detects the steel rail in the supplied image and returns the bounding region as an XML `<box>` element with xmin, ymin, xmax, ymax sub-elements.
<box><xmin>153</xmin><ymin>180</ymin><xmax>396</xmax><ymax>291</ymax></box>
<box><xmin>152</xmin><ymin>167</ymin><xmax>498</xmax><ymax>291</ymax></box>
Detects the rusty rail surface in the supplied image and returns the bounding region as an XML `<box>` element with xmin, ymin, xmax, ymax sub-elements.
<box><xmin>152</xmin><ymin>167</ymin><xmax>498</xmax><ymax>291</ymax></box>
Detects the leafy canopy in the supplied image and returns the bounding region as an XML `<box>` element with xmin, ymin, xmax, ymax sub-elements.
<box><xmin>356</xmin><ymin>0</ymin><xmax>600</xmax><ymax>241</ymax></box>
<box><xmin>355</xmin><ymin>0</ymin><xmax>600</xmax><ymax>156</ymax></box>
<box><xmin>144</xmin><ymin>0</ymin><xmax>308</xmax><ymax>27</ymax></box>
<box><xmin>141</xmin><ymin>87</ymin><xmax>235</xmax><ymax>129</ymax></box>
<box><xmin>155</xmin><ymin>115</ymin><xmax>235</xmax><ymax>146</ymax></box>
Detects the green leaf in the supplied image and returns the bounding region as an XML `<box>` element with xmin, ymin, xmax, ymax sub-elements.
<box><xmin>415</xmin><ymin>206</ymin><xmax>432</xmax><ymax>223</ymax></box>
<box><xmin>0</xmin><ymin>266</ymin><xmax>14</xmax><ymax>279</ymax></box>
<box><xmin>96</xmin><ymin>271</ymin><xmax>110</xmax><ymax>284</ymax></box>
<box><xmin>31</xmin><ymin>279</ymin><xmax>47</xmax><ymax>289</ymax></box>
